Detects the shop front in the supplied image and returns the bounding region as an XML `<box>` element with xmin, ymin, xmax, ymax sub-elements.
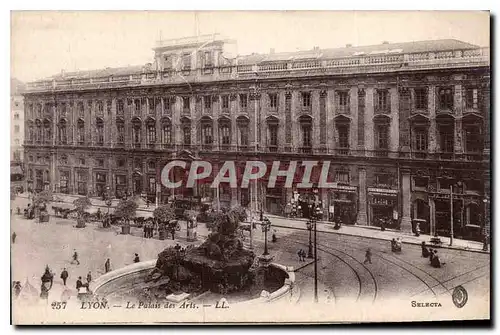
<box><xmin>328</xmin><ymin>185</ymin><xmax>357</xmax><ymax>224</ymax></box>
<box><xmin>59</xmin><ymin>170</ymin><xmax>70</xmax><ymax>194</ymax></box>
<box><xmin>95</xmin><ymin>171</ymin><xmax>107</xmax><ymax>198</ymax></box>
<box><xmin>368</xmin><ymin>188</ymin><xmax>399</xmax><ymax>229</ymax></box>
<box><xmin>115</xmin><ymin>174</ymin><xmax>127</xmax><ymax>199</ymax></box>
<box><xmin>266</xmin><ymin>186</ymin><xmax>285</xmax><ymax>215</ymax></box>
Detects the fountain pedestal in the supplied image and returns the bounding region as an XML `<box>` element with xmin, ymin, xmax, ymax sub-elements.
<box><xmin>258</xmin><ymin>254</ymin><xmax>274</xmax><ymax>268</ymax></box>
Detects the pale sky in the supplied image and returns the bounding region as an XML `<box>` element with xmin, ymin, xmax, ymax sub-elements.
<box><xmin>11</xmin><ymin>11</ymin><xmax>490</xmax><ymax>83</ymax></box>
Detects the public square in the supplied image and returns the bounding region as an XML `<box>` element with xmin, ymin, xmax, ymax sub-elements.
<box><xmin>10</xmin><ymin>194</ymin><xmax>490</xmax><ymax>311</ymax></box>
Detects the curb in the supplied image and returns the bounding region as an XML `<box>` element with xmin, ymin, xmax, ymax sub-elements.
<box><xmin>268</xmin><ymin>223</ymin><xmax>489</xmax><ymax>255</ymax></box>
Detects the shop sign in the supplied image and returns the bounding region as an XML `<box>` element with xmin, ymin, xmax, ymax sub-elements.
<box><xmin>332</xmin><ymin>185</ymin><xmax>357</xmax><ymax>192</ymax></box>
<box><xmin>368</xmin><ymin>187</ymin><xmax>398</xmax><ymax>196</ymax></box>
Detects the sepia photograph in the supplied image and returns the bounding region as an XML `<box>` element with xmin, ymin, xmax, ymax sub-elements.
<box><xmin>9</xmin><ymin>10</ymin><xmax>490</xmax><ymax>324</ymax></box>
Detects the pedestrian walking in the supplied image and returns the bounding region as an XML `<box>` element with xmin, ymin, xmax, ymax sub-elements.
<box><xmin>297</xmin><ymin>249</ymin><xmax>302</xmax><ymax>262</ymax></box>
<box><xmin>428</xmin><ymin>248</ymin><xmax>434</xmax><ymax>263</ymax></box>
<box><xmin>86</xmin><ymin>271</ymin><xmax>92</xmax><ymax>283</ymax></box>
<box><xmin>71</xmin><ymin>250</ymin><xmax>80</xmax><ymax>265</ymax></box>
<box><xmin>363</xmin><ymin>248</ymin><xmax>372</xmax><ymax>264</ymax></box>
<box><xmin>143</xmin><ymin>223</ymin><xmax>147</xmax><ymax>238</ymax></box>
<box><xmin>12</xmin><ymin>232</ymin><xmax>16</xmax><ymax>244</ymax></box>
<box><xmin>133</xmin><ymin>253</ymin><xmax>140</xmax><ymax>263</ymax></box>
<box><xmin>60</xmin><ymin>268</ymin><xmax>69</xmax><ymax>286</ymax></box>
<box><xmin>104</xmin><ymin>258</ymin><xmax>111</xmax><ymax>273</ymax></box>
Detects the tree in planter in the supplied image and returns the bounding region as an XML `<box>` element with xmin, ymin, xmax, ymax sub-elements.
<box><xmin>114</xmin><ymin>199</ymin><xmax>138</xmax><ymax>234</ymax></box>
<box><xmin>73</xmin><ymin>197</ymin><xmax>93</xmax><ymax>228</ymax></box>
<box><xmin>33</xmin><ymin>190</ymin><xmax>53</xmax><ymax>221</ymax></box>
<box><xmin>153</xmin><ymin>205</ymin><xmax>176</xmax><ymax>240</ymax></box>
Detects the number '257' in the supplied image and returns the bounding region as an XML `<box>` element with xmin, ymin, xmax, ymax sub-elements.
<box><xmin>51</xmin><ymin>302</ymin><xmax>67</xmax><ymax>309</ymax></box>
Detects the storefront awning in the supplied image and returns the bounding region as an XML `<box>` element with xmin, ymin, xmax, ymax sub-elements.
<box><xmin>332</xmin><ymin>185</ymin><xmax>357</xmax><ymax>193</ymax></box>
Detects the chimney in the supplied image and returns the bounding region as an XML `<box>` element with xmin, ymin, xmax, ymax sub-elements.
<box><xmin>270</xmin><ymin>48</ymin><xmax>275</xmax><ymax>54</ymax></box>
<box><xmin>382</xmin><ymin>41</ymin><xmax>389</xmax><ymax>44</ymax></box>
<box><xmin>346</xmin><ymin>44</ymin><xmax>352</xmax><ymax>48</ymax></box>
<box><xmin>61</xmin><ymin>69</ymin><xmax>66</xmax><ymax>77</ymax></box>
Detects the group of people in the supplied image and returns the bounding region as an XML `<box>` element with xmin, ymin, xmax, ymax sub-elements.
<box><xmin>143</xmin><ymin>221</ymin><xmax>155</xmax><ymax>238</ymax></box>
<box><xmin>297</xmin><ymin>249</ymin><xmax>308</xmax><ymax>262</ymax></box>
<box><xmin>421</xmin><ymin>242</ymin><xmax>444</xmax><ymax>268</ymax></box>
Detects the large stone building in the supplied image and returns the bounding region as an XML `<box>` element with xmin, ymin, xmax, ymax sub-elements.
<box><xmin>23</xmin><ymin>35</ymin><xmax>490</xmax><ymax>240</ymax></box>
<box><xmin>11</xmin><ymin>78</ymin><xmax>25</xmax><ymax>163</ymax></box>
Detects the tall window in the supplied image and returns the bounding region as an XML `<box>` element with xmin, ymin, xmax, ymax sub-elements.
<box><xmin>240</xmin><ymin>94</ymin><xmax>248</xmax><ymax>109</ymax></box>
<box><xmin>134</xmin><ymin>99</ymin><xmax>141</xmax><ymax>114</ymax></box>
<box><xmin>438</xmin><ymin>87</ymin><xmax>454</xmax><ymax>110</ymax></box>
<box><xmin>375</xmin><ymin>124</ymin><xmax>389</xmax><ymax>150</ymax></box>
<box><xmin>269</xmin><ymin>125</ymin><xmax>278</xmax><ymax>146</ymax></box>
<box><xmin>116</xmin><ymin>122</ymin><xmax>124</xmax><ymax>144</ymax></box>
<box><xmin>220</xmin><ymin>125</ymin><xmax>230</xmax><ymax>145</ymax></box>
<box><xmin>464</xmin><ymin>125</ymin><xmax>482</xmax><ymax>152</ymax></box>
<box><xmin>239</xmin><ymin>125</ymin><xmax>249</xmax><ymax>146</ymax></box>
<box><xmin>338</xmin><ymin>125</ymin><xmax>349</xmax><ymax>148</ymax></box>
<box><xmin>221</xmin><ymin>95</ymin><xmax>229</xmax><ymax>110</ymax></box>
<box><xmin>302</xmin><ymin>125</ymin><xmax>312</xmax><ymax>147</ymax></box>
<box><xmin>183</xmin><ymin>97</ymin><xmax>190</xmax><ymax>111</ymax></box>
<box><xmin>202</xmin><ymin>125</ymin><xmax>213</xmax><ymax>145</ymax></box>
<box><xmin>376</xmin><ymin>174</ymin><xmax>391</xmax><ymax>186</ymax></box>
<box><xmin>182</xmin><ymin>53</ymin><xmax>191</xmax><ymax>70</ymax></box>
<box><xmin>117</xmin><ymin>100</ymin><xmax>124</xmax><ymax>115</ymax></box>
<box><xmin>106</xmin><ymin>100</ymin><xmax>112</xmax><ymax>115</ymax></box>
<box><xmin>163</xmin><ymin>97</ymin><xmax>171</xmax><ymax>114</ymax></box>
<box><xmin>439</xmin><ymin>126</ymin><xmax>454</xmax><ymax>152</ymax></box>
<box><xmin>77</xmin><ymin>102</ymin><xmax>84</xmax><ymax>117</ymax></box>
<box><xmin>97</xmin><ymin>101</ymin><xmax>104</xmax><ymax>115</ymax></box>
<box><xmin>414</xmin><ymin>128</ymin><xmax>428</xmax><ymax>151</ymax></box>
<box><xmin>301</xmin><ymin>92</ymin><xmax>311</xmax><ymax>108</ymax></box>
<box><xmin>337</xmin><ymin>91</ymin><xmax>349</xmax><ymax>111</ymax></box>
<box><xmin>183</xmin><ymin>127</ymin><xmax>191</xmax><ymax>145</ymax></box>
<box><xmin>377</xmin><ymin>89</ymin><xmax>389</xmax><ymax>110</ymax></box>
<box><xmin>148</xmin><ymin>98</ymin><xmax>155</xmax><ymax>114</ymax></box>
<box><xmin>203</xmin><ymin>51</ymin><xmax>212</xmax><ymax>68</ymax></box>
<box><xmin>14</xmin><ymin>125</ymin><xmax>20</xmax><ymax>133</ymax></box>
<box><xmin>162</xmin><ymin>124</ymin><xmax>172</xmax><ymax>144</ymax></box>
<box><xmin>147</xmin><ymin>124</ymin><xmax>156</xmax><ymax>144</ymax></box>
<box><xmin>14</xmin><ymin>113</ymin><xmax>19</xmax><ymax>120</ymax></box>
<box><xmin>133</xmin><ymin>125</ymin><xmax>141</xmax><ymax>144</ymax></box>
<box><xmin>335</xmin><ymin>171</ymin><xmax>350</xmax><ymax>184</ymax></box>
<box><xmin>466</xmin><ymin>88</ymin><xmax>479</xmax><ymax>109</ymax></box>
<box><xmin>58</xmin><ymin>120</ymin><xmax>67</xmax><ymax>144</ymax></box>
<box><xmin>77</xmin><ymin>121</ymin><xmax>85</xmax><ymax>144</ymax></box>
<box><xmin>204</xmin><ymin>96</ymin><xmax>212</xmax><ymax>110</ymax></box>
<box><xmin>415</xmin><ymin>88</ymin><xmax>428</xmax><ymax>110</ymax></box>
<box><xmin>96</xmin><ymin>119</ymin><xmax>104</xmax><ymax>145</ymax></box>
<box><xmin>269</xmin><ymin>93</ymin><xmax>278</xmax><ymax>109</ymax></box>
<box><xmin>149</xmin><ymin>177</ymin><xmax>156</xmax><ymax>193</ymax></box>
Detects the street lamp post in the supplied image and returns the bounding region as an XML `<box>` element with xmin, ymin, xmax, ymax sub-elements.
<box><xmin>261</xmin><ymin>217</ymin><xmax>271</xmax><ymax>256</ymax></box>
<box><xmin>483</xmin><ymin>197</ymin><xmax>489</xmax><ymax>251</ymax></box>
<box><xmin>105</xmin><ymin>186</ymin><xmax>112</xmax><ymax>228</ymax></box>
<box><xmin>306</xmin><ymin>219</ymin><xmax>313</xmax><ymax>259</ymax></box>
<box><xmin>313</xmin><ymin>202</ymin><xmax>322</xmax><ymax>303</ymax></box>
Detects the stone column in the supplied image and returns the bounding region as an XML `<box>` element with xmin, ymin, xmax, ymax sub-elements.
<box><xmin>312</xmin><ymin>90</ymin><xmax>320</xmax><ymax>149</ymax></box>
<box><xmin>400</xmin><ymin>169</ymin><xmax>412</xmax><ymax>232</ymax></box>
<box><xmin>231</xmin><ymin>187</ymin><xmax>238</xmax><ymax>207</ymax></box>
<box><xmin>71</xmin><ymin>166</ymin><xmax>76</xmax><ymax>194</ymax></box>
<box><xmin>291</xmin><ymin>91</ymin><xmax>299</xmax><ymax>150</ymax></box>
<box><xmin>364</xmin><ymin>87</ymin><xmax>375</xmax><ymax>151</ymax></box>
<box><xmin>173</xmin><ymin>97</ymin><xmax>181</xmax><ymax>145</ymax></box>
<box><xmin>428</xmin><ymin>86</ymin><xmax>437</xmax><ymax>153</ymax></box>
<box><xmin>357</xmin><ymin>166</ymin><xmax>368</xmax><ymax>225</ymax></box>
<box><xmin>327</xmin><ymin>88</ymin><xmax>335</xmax><ymax>151</ymax></box>
<box><xmin>429</xmin><ymin>197</ymin><xmax>436</xmax><ymax>236</ymax></box>
<box><xmin>51</xmin><ymin>152</ymin><xmax>57</xmax><ymax>192</ymax></box>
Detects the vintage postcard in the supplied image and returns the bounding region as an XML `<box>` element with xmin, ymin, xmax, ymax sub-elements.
<box><xmin>10</xmin><ymin>10</ymin><xmax>490</xmax><ymax>324</ymax></box>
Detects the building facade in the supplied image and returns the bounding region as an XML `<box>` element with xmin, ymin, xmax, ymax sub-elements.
<box><xmin>23</xmin><ymin>35</ymin><xmax>490</xmax><ymax>240</ymax></box>
<box><xmin>11</xmin><ymin>78</ymin><xmax>25</xmax><ymax>163</ymax></box>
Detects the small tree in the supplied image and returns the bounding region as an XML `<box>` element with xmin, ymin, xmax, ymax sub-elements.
<box><xmin>153</xmin><ymin>205</ymin><xmax>176</xmax><ymax>224</ymax></box>
<box><xmin>33</xmin><ymin>190</ymin><xmax>53</xmax><ymax>210</ymax></box>
<box><xmin>73</xmin><ymin>196</ymin><xmax>92</xmax><ymax>228</ymax></box>
<box><xmin>114</xmin><ymin>199</ymin><xmax>138</xmax><ymax>225</ymax></box>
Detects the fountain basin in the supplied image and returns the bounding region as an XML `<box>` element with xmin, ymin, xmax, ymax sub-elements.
<box><xmin>91</xmin><ymin>260</ymin><xmax>296</xmax><ymax>305</ymax></box>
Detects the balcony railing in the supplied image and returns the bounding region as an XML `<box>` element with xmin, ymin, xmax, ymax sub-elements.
<box><xmin>25</xmin><ymin>47</ymin><xmax>489</xmax><ymax>93</ymax></box>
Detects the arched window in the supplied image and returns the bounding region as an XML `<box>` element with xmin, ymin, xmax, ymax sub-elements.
<box><xmin>116</xmin><ymin>118</ymin><xmax>125</xmax><ymax>145</ymax></box>
<box><xmin>219</xmin><ymin>118</ymin><xmax>231</xmax><ymax>146</ymax></box>
<box><xmin>181</xmin><ymin>118</ymin><xmax>191</xmax><ymax>146</ymax></box>
<box><xmin>146</xmin><ymin>118</ymin><xmax>156</xmax><ymax>145</ymax></box>
<box><xmin>200</xmin><ymin>117</ymin><xmax>213</xmax><ymax>146</ymax></box>
<box><xmin>161</xmin><ymin>118</ymin><xmax>172</xmax><ymax>146</ymax></box>
<box><xmin>35</xmin><ymin>120</ymin><xmax>42</xmax><ymax>143</ymax></box>
<box><xmin>96</xmin><ymin>118</ymin><xmax>104</xmax><ymax>146</ymax></box>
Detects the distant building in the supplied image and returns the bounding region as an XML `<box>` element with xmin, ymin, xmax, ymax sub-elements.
<box><xmin>23</xmin><ymin>35</ymin><xmax>490</xmax><ymax>241</ymax></box>
<box><xmin>11</xmin><ymin>78</ymin><xmax>25</xmax><ymax>163</ymax></box>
